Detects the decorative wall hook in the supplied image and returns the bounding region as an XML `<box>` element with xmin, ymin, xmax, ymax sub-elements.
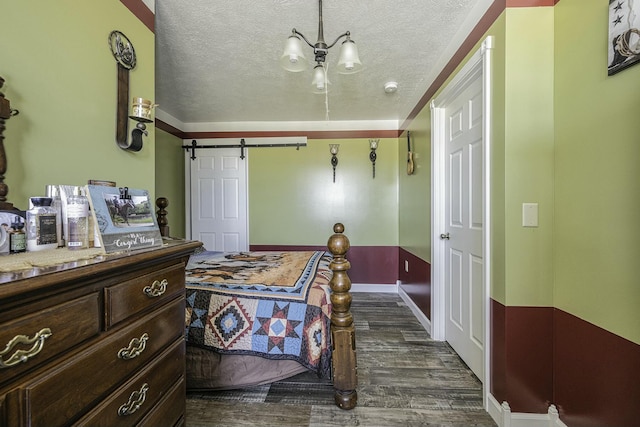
<box><xmin>329</xmin><ymin>144</ymin><xmax>340</xmax><ymax>183</ymax></box>
<box><xmin>369</xmin><ymin>139</ymin><xmax>379</xmax><ymax>178</ymax></box>
<box><xmin>109</xmin><ymin>30</ymin><xmax>154</xmax><ymax>152</ymax></box>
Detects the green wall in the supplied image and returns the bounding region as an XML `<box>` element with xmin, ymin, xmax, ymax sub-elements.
<box><xmin>1</xmin><ymin>1</ymin><xmax>155</xmax><ymax>208</ymax></box>
<box><xmin>398</xmin><ymin>108</ymin><xmax>431</xmax><ymax>262</ymax></box>
<box><xmin>554</xmin><ymin>0</ymin><xmax>640</xmax><ymax>344</ymax></box>
<box><xmin>249</xmin><ymin>138</ymin><xmax>399</xmax><ymax>246</ymax></box>
<box><xmin>503</xmin><ymin>8</ymin><xmax>555</xmax><ymax>307</ymax></box>
<box><xmin>489</xmin><ymin>14</ymin><xmax>508</xmax><ymax>306</ymax></box>
<box><xmin>398</xmin><ymin>13</ymin><xmax>511</xmax><ymax>303</ymax></box>
<box><xmin>155</xmin><ymin>129</ymin><xmax>186</xmax><ymax>238</ymax></box>
<box><xmin>411</xmin><ymin>1</ymin><xmax>640</xmax><ymax>344</ymax></box>
<box><xmin>155</xmin><ymin>136</ymin><xmax>398</xmax><ymax>247</ymax></box>
<box><xmin>399</xmin><ymin>8</ymin><xmax>556</xmax><ymax>309</ymax></box>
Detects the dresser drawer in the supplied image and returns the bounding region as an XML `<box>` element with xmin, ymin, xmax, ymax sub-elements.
<box><xmin>75</xmin><ymin>340</ymin><xmax>185</xmax><ymax>427</ymax></box>
<box><xmin>138</xmin><ymin>377</ymin><xmax>186</xmax><ymax>427</ymax></box>
<box><xmin>105</xmin><ymin>263</ymin><xmax>185</xmax><ymax>328</ymax></box>
<box><xmin>6</xmin><ymin>297</ymin><xmax>184</xmax><ymax>427</ymax></box>
<box><xmin>0</xmin><ymin>293</ymin><xmax>100</xmax><ymax>386</ymax></box>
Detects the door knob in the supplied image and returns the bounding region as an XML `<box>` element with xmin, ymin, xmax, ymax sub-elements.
<box><xmin>440</xmin><ymin>233</ymin><xmax>450</xmax><ymax>240</ymax></box>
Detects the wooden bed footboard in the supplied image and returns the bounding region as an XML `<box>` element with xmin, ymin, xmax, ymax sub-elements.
<box><xmin>155</xmin><ymin>199</ymin><xmax>358</xmax><ymax>409</ymax></box>
<box><xmin>327</xmin><ymin>223</ymin><xmax>358</xmax><ymax>409</ymax></box>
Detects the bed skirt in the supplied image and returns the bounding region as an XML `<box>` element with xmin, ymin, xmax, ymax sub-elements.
<box><xmin>186</xmin><ymin>345</ymin><xmax>310</xmax><ymax>390</ymax></box>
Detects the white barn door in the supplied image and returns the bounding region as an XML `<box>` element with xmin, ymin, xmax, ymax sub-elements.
<box><xmin>186</xmin><ymin>147</ymin><xmax>248</xmax><ymax>252</ymax></box>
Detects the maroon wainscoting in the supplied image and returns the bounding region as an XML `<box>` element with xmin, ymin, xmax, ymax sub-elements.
<box><xmin>505</xmin><ymin>305</ymin><xmax>554</xmax><ymax>413</ymax></box>
<box><xmin>397</xmin><ymin>248</ymin><xmax>431</xmax><ymax>320</ymax></box>
<box><xmin>491</xmin><ymin>300</ymin><xmax>640</xmax><ymax>426</ymax></box>
<box><xmin>249</xmin><ymin>245</ymin><xmax>398</xmax><ymax>285</ymax></box>
<box><xmin>490</xmin><ymin>299</ymin><xmax>554</xmax><ymax>413</ymax></box>
<box><xmin>491</xmin><ymin>299</ymin><xmax>507</xmax><ymax>401</ymax></box>
<box><xmin>554</xmin><ymin>309</ymin><xmax>640</xmax><ymax>427</ymax></box>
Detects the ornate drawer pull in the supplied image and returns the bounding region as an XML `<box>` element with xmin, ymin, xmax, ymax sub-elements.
<box><xmin>0</xmin><ymin>328</ymin><xmax>52</xmax><ymax>369</ymax></box>
<box><xmin>143</xmin><ymin>279</ymin><xmax>168</xmax><ymax>297</ymax></box>
<box><xmin>117</xmin><ymin>382</ymin><xmax>149</xmax><ymax>416</ymax></box>
<box><xmin>117</xmin><ymin>333</ymin><xmax>149</xmax><ymax>360</ymax></box>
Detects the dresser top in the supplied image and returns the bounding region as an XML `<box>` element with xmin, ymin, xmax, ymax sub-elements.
<box><xmin>0</xmin><ymin>239</ymin><xmax>201</xmax><ymax>299</ymax></box>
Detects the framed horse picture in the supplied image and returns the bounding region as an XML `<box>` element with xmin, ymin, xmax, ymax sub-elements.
<box><xmin>85</xmin><ymin>185</ymin><xmax>163</xmax><ymax>253</ymax></box>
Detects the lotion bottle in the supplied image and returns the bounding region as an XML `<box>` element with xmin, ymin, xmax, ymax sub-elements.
<box><xmin>26</xmin><ymin>197</ymin><xmax>59</xmax><ymax>252</ymax></box>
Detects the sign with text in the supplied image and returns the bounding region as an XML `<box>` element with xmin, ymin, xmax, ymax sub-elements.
<box><xmin>85</xmin><ymin>185</ymin><xmax>162</xmax><ymax>253</ymax></box>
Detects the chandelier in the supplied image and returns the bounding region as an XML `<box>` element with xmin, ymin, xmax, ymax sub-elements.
<box><xmin>280</xmin><ymin>0</ymin><xmax>362</xmax><ymax>93</ymax></box>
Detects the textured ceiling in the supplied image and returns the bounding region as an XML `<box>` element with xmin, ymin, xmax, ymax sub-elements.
<box><xmin>155</xmin><ymin>0</ymin><xmax>491</xmax><ymax>130</ymax></box>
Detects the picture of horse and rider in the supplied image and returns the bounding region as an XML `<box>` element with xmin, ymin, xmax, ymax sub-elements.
<box><xmin>105</xmin><ymin>195</ymin><xmax>155</xmax><ymax>228</ymax></box>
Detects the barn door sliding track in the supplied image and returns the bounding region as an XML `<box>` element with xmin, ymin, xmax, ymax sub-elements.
<box><xmin>183</xmin><ymin>139</ymin><xmax>306</xmax><ymax>160</ymax></box>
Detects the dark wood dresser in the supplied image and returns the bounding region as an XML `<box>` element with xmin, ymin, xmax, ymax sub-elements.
<box><xmin>0</xmin><ymin>240</ymin><xmax>201</xmax><ymax>427</ymax></box>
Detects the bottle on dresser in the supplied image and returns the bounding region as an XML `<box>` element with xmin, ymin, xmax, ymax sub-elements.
<box><xmin>26</xmin><ymin>197</ymin><xmax>59</xmax><ymax>252</ymax></box>
<box><xmin>9</xmin><ymin>216</ymin><xmax>26</xmax><ymax>253</ymax></box>
<box><xmin>66</xmin><ymin>194</ymin><xmax>89</xmax><ymax>250</ymax></box>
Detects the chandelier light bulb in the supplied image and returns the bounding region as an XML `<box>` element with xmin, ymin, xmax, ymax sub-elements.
<box><xmin>312</xmin><ymin>64</ymin><xmax>330</xmax><ymax>93</ymax></box>
<box><xmin>337</xmin><ymin>37</ymin><xmax>362</xmax><ymax>74</ymax></box>
<box><xmin>280</xmin><ymin>34</ymin><xmax>308</xmax><ymax>72</ymax></box>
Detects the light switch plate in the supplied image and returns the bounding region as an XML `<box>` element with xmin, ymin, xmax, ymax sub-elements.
<box><xmin>522</xmin><ymin>203</ymin><xmax>538</xmax><ymax>227</ymax></box>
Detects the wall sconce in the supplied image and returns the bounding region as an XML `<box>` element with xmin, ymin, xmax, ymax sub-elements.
<box><xmin>329</xmin><ymin>144</ymin><xmax>339</xmax><ymax>182</ymax></box>
<box><xmin>108</xmin><ymin>30</ymin><xmax>154</xmax><ymax>152</ymax></box>
<box><xmin>128</xmin><ymin>96</ymin><xmax>155</xmax><ymax>144</ymax></box>
<box><xmin>369</xmin><ymin>139</ymin><xmax>379</xmax><ymax>178</ymax></box>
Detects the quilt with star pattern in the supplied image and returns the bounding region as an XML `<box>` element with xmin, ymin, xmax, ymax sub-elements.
<box><xmin>184</xmin><ymin>250</ymin><xmax>333</xmax><ymax>378</ymax></box>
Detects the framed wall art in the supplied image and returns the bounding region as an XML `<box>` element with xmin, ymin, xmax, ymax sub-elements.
<box><xmin>608</xmin><ymin>0</ymin><xmax>640</xmax><ymax>75</ymax></box>
<box><xmin>85</xmin><ymin>185</ymin><xmax>162</xmax><ymax>253</ymax></box>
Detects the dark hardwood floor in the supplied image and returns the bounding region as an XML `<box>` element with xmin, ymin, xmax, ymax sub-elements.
<box><xmin>186</xmin><ymin>292</ymin><xmax>496</xmax><ymax>426</ymax></box>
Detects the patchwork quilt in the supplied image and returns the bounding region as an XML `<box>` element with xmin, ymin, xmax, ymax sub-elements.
<box><xmin>185</xmin><ymin>250</ymin><xmax>333</xmax><ymax>378</ymax></box>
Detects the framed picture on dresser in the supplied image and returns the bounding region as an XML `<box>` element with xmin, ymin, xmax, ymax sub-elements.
<box><xmin>84</xmin><ymin>185</ymin><xmax>162</xmax><ymax>253</ymax></box>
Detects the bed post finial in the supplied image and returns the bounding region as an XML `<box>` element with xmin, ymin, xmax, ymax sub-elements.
<box><xmin>327</xmin><ymin>222</ymin><xmax>358</xmax><ymax>410</ymax></box>
<box><xmin>156</xmin><ymin>197</ymin><xmax>170</xmax><ymax>237</ymax></box>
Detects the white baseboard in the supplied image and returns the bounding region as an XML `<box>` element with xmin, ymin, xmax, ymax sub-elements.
<box><xmin>397</xmin><ymin>286</ymin><xmax>432</xmax><ymax>335</ymax></box>
<box><xmin>487</xmin><ymin>394</ymin><xmax>567</xmax><ymax>427</ymax></box>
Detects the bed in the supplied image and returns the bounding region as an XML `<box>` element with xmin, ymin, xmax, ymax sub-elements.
<box><xmin>184</xmin><ymin>250</ymin><xmax>332</xmax><ymax>387</ymax></box>
<box><xmin>155</xmin><ymin>200</ymin><xmax>357</xmax><ymax>409</ymax></box>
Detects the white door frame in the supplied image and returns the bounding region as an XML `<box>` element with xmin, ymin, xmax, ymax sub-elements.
<box><xmin>431</xmin><ymin>36</ymin><xmax>493</xmax><ymax>408</ymax></box>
